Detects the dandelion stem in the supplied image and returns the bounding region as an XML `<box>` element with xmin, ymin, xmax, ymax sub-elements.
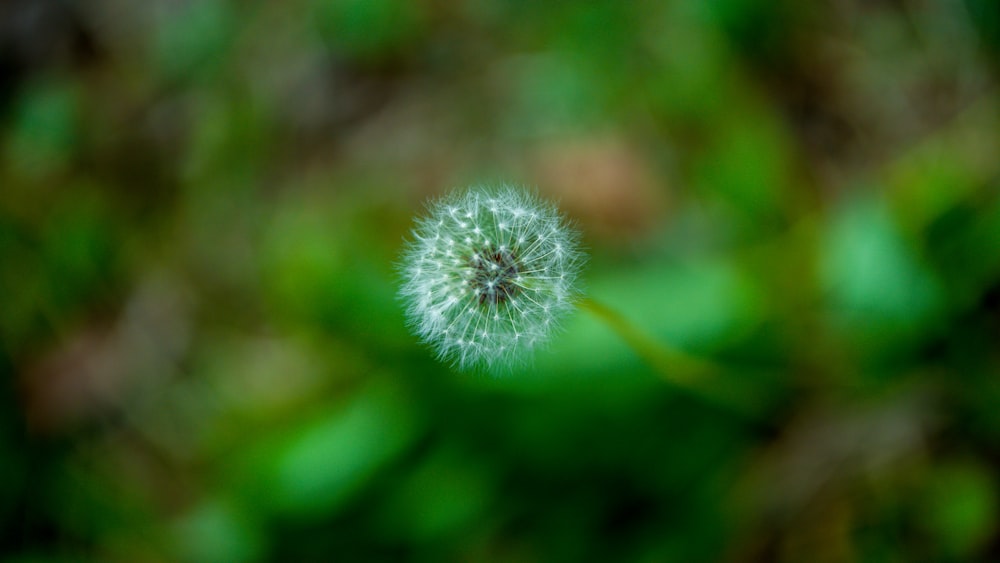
<box><xmin>577</xmin><ymin>297</ymin><xmax>768</xmax><ymax>420</ymax></box>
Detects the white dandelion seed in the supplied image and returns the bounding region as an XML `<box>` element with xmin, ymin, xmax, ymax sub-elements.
<box><xmin>398</xmin><ymin>184</ymin><xmax>585</xmax><ymax>371</ymax></box>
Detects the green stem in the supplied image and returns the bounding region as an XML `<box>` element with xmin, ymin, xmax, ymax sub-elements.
<box><xmin>577</xmin><ymin>297</ymin><xmax>768</xmax><ymax>420</ymax></box>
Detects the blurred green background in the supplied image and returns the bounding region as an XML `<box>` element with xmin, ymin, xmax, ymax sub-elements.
<box><xmin>2</xmin><ymin>0</ymin><xmax>1000</xmax><ymax>561</ymax></box>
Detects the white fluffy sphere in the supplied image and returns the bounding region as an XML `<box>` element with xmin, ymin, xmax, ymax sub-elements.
<box><xmin>398</xmin><ymin>184</ymin><xmax>584</xmax><ymax>370</ymax></box>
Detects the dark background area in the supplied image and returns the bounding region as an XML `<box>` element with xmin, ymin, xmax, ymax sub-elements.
<box><xmin>2</xmin><ymin>0</ymin><xmax>1000</xmax><ymax>561</ymax></box>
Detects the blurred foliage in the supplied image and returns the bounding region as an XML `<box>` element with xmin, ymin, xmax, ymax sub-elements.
<box><xmin>1</xmin><ymin>0</ymin><xmax>1000</xmax><ymax>561</ymax></box>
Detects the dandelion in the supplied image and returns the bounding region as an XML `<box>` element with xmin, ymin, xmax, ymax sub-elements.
<box><xmin>398</xmin><ymin>184</ymin><xmax>584</xmax><ymax>370</ymax></box>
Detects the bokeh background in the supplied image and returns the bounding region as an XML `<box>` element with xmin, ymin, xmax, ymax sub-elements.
<box><xmin>3</xmin><ymin>0</ymin><xmax>1000</xmax><ymax>561</ymax></box>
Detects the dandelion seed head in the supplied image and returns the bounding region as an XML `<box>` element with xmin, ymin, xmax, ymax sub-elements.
<box><xmin>397</xmin><ymin>184</ymin><xmax>584</xmax><ymax>371</ymax></box>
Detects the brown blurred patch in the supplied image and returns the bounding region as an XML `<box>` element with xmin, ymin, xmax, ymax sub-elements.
<box><xmin>21</xmin><ymin>273</ymin><xmax>193</xmax><ymax>434</ymax></box>
<box><xmin>20</xmin><ymin>324</ymin><xmax>126</xmax><ymax>434</ymax></box>
<box><xmin>531</xmin><ymin>136</ymin><xmax>669</xmax><ymax>243</ymax></box>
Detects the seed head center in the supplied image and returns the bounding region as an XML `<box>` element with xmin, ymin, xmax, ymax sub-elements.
<box><xmin>469</xmin><ymin>245</ymin><xmax>521</xmax><ymax>306</ymax></box>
